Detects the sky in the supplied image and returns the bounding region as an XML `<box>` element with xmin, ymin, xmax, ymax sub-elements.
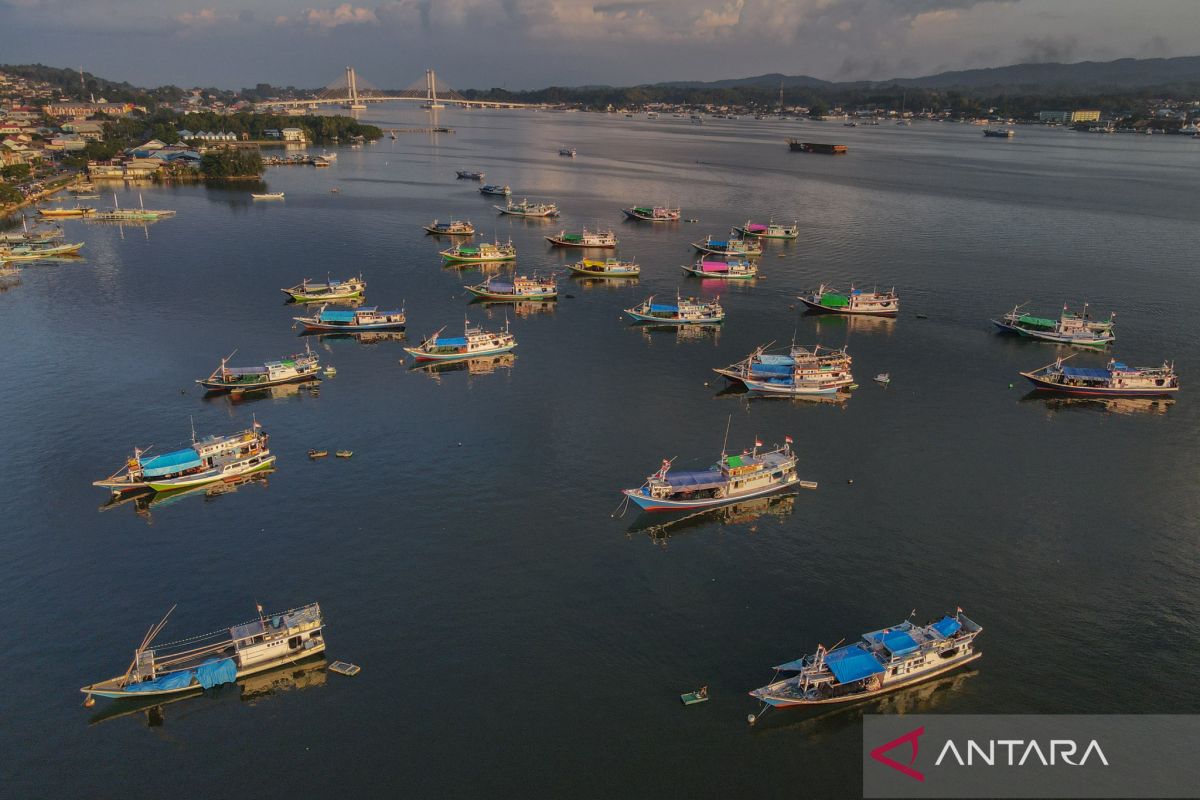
<box><xmin>1</xmin><ymin>0</ymin><xmax>1197</xmax><ymax>91</ymax></box>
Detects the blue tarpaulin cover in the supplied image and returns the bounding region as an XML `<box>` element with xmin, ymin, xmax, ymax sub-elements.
<box><xmin>664</xmin><ymin>469</ymin><xmax>723</xmax><ymax>489</ymax></box>
<box><xmin>140</xmin><ymin>448</ymin><xmax>203</xmax><ymax>478</ymax></box>
<box><xmin>124</xmin><ymin>669</ymin><xmax>195</xmax><ymax>693</ymax></box>
<box><xmin>195</xmin><ymin>657</ymin><xmax>237</xmax><ymax>689</ymax></box>
<box><xmin>825</xmin><ymin>646</ymin><xmax>885</xmax><ymax>684</ymax></box>
<box><xmin>866</xmin><ymin>629</ymin><xmax>919</xmax><ymax>655</ymax></box>
<box><xmin>320</xmin><ymin>310</ymin><xmax>356</xmax><ymax>323</ymax></box>
<box><xmin>435</xmin><ymin>337</ymin><xmax>467</xmax><ymax>347</ymax></box>
<box><xmin>1060</xmin><ymin>366</ymin><xmax>1110</xmax><ymax>380</ymax></box>
<box><xmin>757</xmin><ymin>355</ymin><xmax>794</xmax><ymax>365</ymax></box>
<box><xmin>707</xmin><ymin>240</ymin><xmax>728</xmax><ymax>248</ymax></box>
<box><xmin>487</xmin><ymin>282</ymin><xmax>514</xmax><ymax>292</ymax></box>
<box><xmin>649</xmin><ymin>304</ymin><xmax>678</xmax><ymax>313</ymax></box>
<box><xmin>931</xmin><ymin>616</ymin><xmax>962</xmax><ymax>638</ymax></box>
<box><xmin>750</xmin><ymin>363</ymin><xmax>792</xmax><ymax>376</ymax></box>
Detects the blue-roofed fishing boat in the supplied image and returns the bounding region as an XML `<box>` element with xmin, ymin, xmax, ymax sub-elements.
<box><xmin>423</xmin><ymin>219</ymin><xmax>475</xmax><ymax>236</ymax></box>
<box><xmin>81</xmin><ymin>603</ymin><xmax>325</xmax><ymax>704</ymax></box>
<box><xmin>622</xmin><ymin>436</ymin><xmax>807</xmax><ymax>512</ymax></box>
<box><xmin>403</xmin><ymin>319</ymin><xmax>517</xmax><ymax>362</ymax></box>
<box><xmin>293</xmin><ymin>304</ymin><xmax>406</xmax><ymax>333</ymax></box>
<box><xmin>196</xmin><ymin>343</ymin><xmax>321</xmax><ymax>392</ymax></box>
<box><xmin>715</xmin><ymin>344</ymin><xmax>854</xmax><ymax>396</ymax></box>
<box><xmin>625</xmin><ymin>293</ymin><xmax>724</xmax><ymax>324</ymax></box>
<box><xmin>1020</xmin><ymin>355</ymin><xmax>1179</xmax><ymax>397</ymax></box>
<box><xmin>798</xmin><ymin>283</ymin><xmax>899</xmax><ymax>316</ymax></box>
<box><xmin>748</xmin><ymin>610</ymin><xmax>982</xmax><ymax>716</ymax></box>
<box><xmin>691</xmin><ymin>235</ymin><xmax>763</xmax><ymax>257</ymax></box>
<box><xmin>93</xmin><ymin>424</ymin><xmax>270</xmax><ymax>495</ymax></box>
<box><xmin>281</xmin><ymin>275</ymin><xmax>365</xmax><ymax>303</ymax></box>
<box><xmin>681</xmin><ymin>258</ymin><xmax>758</xmax><ymax>280</ymax></box>
<box><xmin>465</xmin><ymin>274</ymin><xmax>557</xmax><ymax>301</ymax></box>
<box><xmin>992</xmin><ymin>302</ymin><xmax>1115</xmax><ymax>347</ymax></box>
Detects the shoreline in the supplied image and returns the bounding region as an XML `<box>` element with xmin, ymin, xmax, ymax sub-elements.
<box><xmin>1</xmin><ymin>174</ymin><xmax>82</xmax><ymax>218</ymax></box>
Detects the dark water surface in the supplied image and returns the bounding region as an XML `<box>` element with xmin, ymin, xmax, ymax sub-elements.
<box><xmin>3</xmin><ymin>110</ymin><xmax>1199</xmax><ymax>798</ymax></box>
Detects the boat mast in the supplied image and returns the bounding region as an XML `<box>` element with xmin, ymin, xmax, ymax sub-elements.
<box><xmin>720</xmin><ymin>414</ymin><xmax>731</xmax><ymax>459</ymax></box>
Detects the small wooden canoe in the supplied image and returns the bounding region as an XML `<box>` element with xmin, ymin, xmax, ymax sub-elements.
<box><xmin>336</xmin><ymin>450</ymin><xmax>353</xmax><ymax>458</ymax></box>
<box><xmin>308</xmin><ymin>449</ymin><xmax>328</xmax><ymax>459</ymax></box>
<box><xmin>680</xmin><ymin>687</ymin><xmax>709</xmax><ymax>705</ymax></box>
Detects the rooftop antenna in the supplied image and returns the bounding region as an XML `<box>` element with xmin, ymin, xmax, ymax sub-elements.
<box><xmin>720</xmin><ymin>413</ymin><xmax>732</xmax><ymax>459</ymax></box>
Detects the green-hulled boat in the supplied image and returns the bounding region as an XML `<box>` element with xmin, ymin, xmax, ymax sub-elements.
<box><xmin>441</xmin><ymin>239</ymin><xmax>517</xmax><ymax>264</ymax></box>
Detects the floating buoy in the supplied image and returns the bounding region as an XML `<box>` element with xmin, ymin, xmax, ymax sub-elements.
<box><xmin>1008</xmin><ymin>383</ymin><xmax>1014</xmax><ymax>388</ymax></box>
<box><xmin>847</xmin><ymin>479</ymin><xmax>854</xmax><ymax>485</ymax></box>
<box><xmin>457</xmin><ymin>442</ymin><xmax>463</xmax><ymax>447</ymax></box>
<box><xmin>747</xmin><ymin>714</ymin><xmax>757</xmax><ymax>725</ymax></box>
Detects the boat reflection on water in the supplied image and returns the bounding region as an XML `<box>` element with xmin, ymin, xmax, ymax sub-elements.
<box><xmin>287</xmin><ymin>295</ymin><xmax>364</xmax><ymax>308</ymax></box>
<box><xmin>750</xmin><ymin>669</ymin><xmax>977</xmax><ymax>738</ymax></box>
<box><xmin>99</xmin><ymin>469</ymin><xmax>275</xmax><ymax>521</ymax></box>
<box><xmin>569</xmin><ymin>275</ymin><xmax>640</xmax><ymax>291</ymax></box>
<box><xmin>470</xmin><ymin>298</ymin><xmax>557</xmax><ymax>318</ymax></box>
<box><xmin>409</xmin><ymin>352</ymin><xmax>516</xmax><ymax>382</ymax></box>
<box><xmin>809</xmin><ymin>313</ymin><xmax>897</xmax><ymax>337</ymax></box>
<box><xmin>636</xmin><ymin>323</ymin><xmax>722</xmax><ymax>346</ymax></box>
<box><xmin>627</xmin><ymin>493</ymin><xmax>797</xmax><ymax>544</ymax></box>
<box><xmin>1020</xmin><ymin>392</ymin><xmax>1174</xmax><ymax>416</ymax></box>
<box><xmin>87</xmin><ymin>654</ymin><xmax>328</xmax><ymax>728</ymax></box>
<box><xmin>202</xmin><ymin>380</ymin><xmax>321</xmax><ymax>405</ymax></box>
<box><xmin>713</xmin><ymin>383</ymin><xmax>850</xmax><ymax>407</ymax></box>
<box><xmin>306</xmin><ymin>330</ymin><xmax>407</xmax><ymax>346</ymax></box>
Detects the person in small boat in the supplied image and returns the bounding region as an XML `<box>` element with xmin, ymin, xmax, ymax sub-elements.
<box><xmin>697</xmin><ymin>685</ymin><xmax>708</xmax><ymax>699</ymax></box>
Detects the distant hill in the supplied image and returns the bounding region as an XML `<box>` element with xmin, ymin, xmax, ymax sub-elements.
<box><xmin>652</xmin><ymin>56</ymin><xmax>1200</xmax><ymax>94</ymax></box>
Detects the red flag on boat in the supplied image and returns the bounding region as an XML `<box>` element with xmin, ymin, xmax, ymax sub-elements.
<box><xmin>754</xmin><ymin>437</ymin><xmax>763</xmax><ymax>448</ymax></box>
<box><xmin>956</xmin><ymin>606</ymin><xmax>963</xmax><ymax>614</ymax></box>
<box><xmin>252</xmin><ymin>419</ymin><xmax>262</xmax><ymax>429</ymax></box>
<box><xmin>785</xmin><ymin>435</ymin><xmax>794</xmax><ymax>445</ymax></box>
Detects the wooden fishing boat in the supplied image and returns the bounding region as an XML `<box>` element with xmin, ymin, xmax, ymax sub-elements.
<box><xmin>566</xmin><ymin>258</ymin><xmax>640</xmax><ymax>278</ymax></box>
<box><xmin>81</xmin><ymin>603</ymin><xmax>326</xmax><ymax>702</ymax></box>
<box><xmin>250</xmin><ymin>192</ymin><xmax>285</xmax><ymax>200</ymax></box>
<box><xmin>992</xmin><ymin>303</ymin><xmax>1115</xmax><ymax>347</ymax></box>
<box><xmin>733</xmin><ymin>220</ymin><xmax>798</xmax><ymax>240</ymax></box>
<box><xmin>622</xmin><ymin>205</ymin><xmax>680</xmax><ymax>222</ymax></box>
<box><xmin>798</xmin><ymin>284</ymin><xmax>898</xmax><ymax>316</ymax></box>
<box><xmin>625</xmin><ymin>293</ymin><xmax>724</xmax><ymax>324</ymax></box>
<box><xmin>681</xmin><ymin>686</ymin><xmax>709</xmax><ymax>705</ymax></box>
<box><xmin>335</xmin><ymin>450</ymin><xmax>353</xmax><ymax>458</ymax></box>
<box><xmin>692</xmin><ymin>235</ymin><xmax>763</xmax><ymax>257</ymax></box>
<box><xmin>293</xmin><ymin>304</ymin><xmax>406</xmax><ymax>332</ymax></box>
<box><xmin>69</xmin><ymin>183</ymin><xmax>97</xmax><ymax>194</ymax></box>
<box><xmin>622</xmin><ymin>436</ymin><xmax>805</xmax><ymax>512</ymax></box>
<box><xmin>282</xmin><ymin>275</ymin><xmax>366</xmax><ymax>302</ymax></box>
<box><xmin>495</xmin><ymin>199</ymin><xmax>560</xmax><ymax>218</ymax></box>
<box><xmin>983</xmin><ymin>128</ymin><xmax>1015</xmax><ymax>138</ymax></box>
<box><xmin>308</xmin><ymin>449</ymin><xmax>328</xmax><ymax>459</ymax></box>
<box><xmin>558</xmin><ymin>147</ymin><xmax>577</xmax><ymax>157</ymax></box>
<box><xmin>479</xmin><ymin>184</ymin><xmax>511</xmax><ymax>196</ymax></box>
<box><xmin>146</xmin><ymin>450</ymin><xmax>275</xmax><ymax>491</ymax></box>
<box><xmin>748</xmin><ymin>610</ymin><xmax>981</xmax><ymax>715</ymax></box>
<box><xmin>423</xmin><ymin>219</ymin><xmax>475</xmax><ymax>236</ymax></box>
<box><xmin>92</xmin><ymin>193</ymin><xmax>176</xmax><ymax>221</ymax></box>
<box><xmin>715</xmin><ymin>344</ymin><xmax>854</xmax><ymax>396</ymax></box>
<box><xmin>544</xmin><ymin>228</ymin><xmax>617</xmax><ymax>248</ymax></box>
<box><xmin>38</xmin><ymin>205</ymin><xmax>95</xmax><ymax>217</ymax></box>
<box><xmin>403</xmin><ymin>319</ymin><xmax>517</xmax><ymax>362</ymax></box>
<box><xmin>786</xmin><ymin>140</ymin><xmax>847</xmax><ymax>154</ymax></box>
<box><xmin>197</xmin><ymin>343</ymin><xmax>321</xmax><ymax>392</ymax></box>
<box><xmin>681</xmin><ymin>258</ymin><xmax>758</xmax><ymax>280</ymax></box>
<box><xmin>465</xmin><ymin>274</ymin><xmax>557</xmax><ymax>300</ymax></box>
<box><xmin>93</xmin><ymin>424</ymin><xmax>269</xmax><ymax>495</ymax></box>
<box><xmin>0</xmin><ymin>241</ymin><xmax>84</xmax><ymax>260</ymax></box>
<box><xmin>440</xmin><ymin>239</ymin><xmax>517</xmax><ymax>264</ymax></box>
<box><xmin>1020</xmin><ymin>355</ymin><xmax>1179</xmax><ymax>397</ymax></box>
<box><xmin>874</xmin><ymin>373</ymin><xmax>891</xmax><ymax>385</ymax></box>
<box><xmin>456</xmin><ymin>170</ymin><xmax>485</xmax><ymax>180</ymax></box>
<box><xmin>0</xmin><ymin>218</ymin><xmax>63</xmax><ymax>244</ymax></box>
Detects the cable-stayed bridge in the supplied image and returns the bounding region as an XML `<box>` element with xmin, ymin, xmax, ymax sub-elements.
<box><xmin>258</xmin><ymin>68</ymin><xmax>533</xmax><ymax>110</ymax></box>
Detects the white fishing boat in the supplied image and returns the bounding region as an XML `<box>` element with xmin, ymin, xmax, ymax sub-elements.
<box><xmin>798</xmin><ymin>284</ymin><xmax>899</xmax><ymax>316</ymax></box>
<box><xmin>81</xmin><ymin>603</ymin><xmax>326</xmax><ymax>702</ymax></box>
<box><xmin>251</xmin><ymin>192</ymin><xmax>285</xmax><ymax>200</ymax></box>
<box><xmin>282</xmin><ymin>275</ymin><xmax>366</xmax><ymax>302</ymax></box>
<box><xmin>93</xmin><ymin>423</ymin><xmax>272</xmax><ymax>495</ymax></box>
<box><xmin>403</xmin><ymin>319</ymin><xmax>517</xmax><ymax>362</ymax></box>
<box><xmin>749</xmin><ymin>610</ymin><xmax>982</xmax><ymax>714</ymax></box>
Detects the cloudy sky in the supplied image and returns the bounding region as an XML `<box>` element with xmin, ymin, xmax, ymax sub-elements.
<box><xmin>1</xmin><ymin>0</ymin><xmax>1196</xmax><ymax>91</ymax></box>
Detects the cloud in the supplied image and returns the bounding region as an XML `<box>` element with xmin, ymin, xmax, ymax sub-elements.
<box><xmin>1019</xmin><ymin>33</ymin><xmax>1077</xmax><ymax>63</ymax></box>
<box><xmin>277</xmin><ymin>3</ymin><xmax>379</xmax><ymax>29</ymax></box>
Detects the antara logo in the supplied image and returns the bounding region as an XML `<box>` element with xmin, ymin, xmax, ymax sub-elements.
<box><xmin>870</xmin><ymin>726</ymin><xmax>926</xmax><ymax>782</ymax></box>
<box><xmin>935</xmin><ymin>739</ymin><xmax>1109</xmax><ymax>767</ymax></box>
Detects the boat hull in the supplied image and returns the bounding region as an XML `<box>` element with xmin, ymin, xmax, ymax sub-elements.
<box><xmin>296</xmin><ymin>320</ymin><xmax>406</xmax><ymax>332</ymax></box>
<box><xmin>404</xmin><ymin>343</ymin><xmax>517</xmax><ymax>362</ymax></box>
<box><xmin>82</xmin><ymin>642</ymin><xmax>326</xmax><ymax>700</ymax></box>
<box><xmin>495</xmin><ymin>207</ymin><xmax>559</xmax><ymax>218</ymax></box>
<box><xmin>752</xmin><ymin>652</ymin><xmax>981</xmax><ymax>708</ymax></box>
<box><xmin>441</xmin><ymin>253</ymin><xmax>516</xmax><ymax>264</ymax></box>
<box><xmin>1020</xmin><ymin>372</ymin><xmax>1179</xmax><ymax>397</ymax></box>
<box><xmin>625</xmin><ymin>309</ymin><xmax>723</xmax><ymax>324</ymax></box>
<box><xmin>743</xmin><ymin>378</ymin><xmax>849</xmax><ymax>396</ymax></box>
<box><xmin>146</xmin><ymin>455</ymin><xmax>276</xmax><ymax>492</ymax></box>
<box><xmin>623</xmin><ymin>210</ymin><xmax>678</xmax><ymax>222</ymax></box>
<box><xmin>623</xmin><ymin>475</ymin><xmax>800</xmax><ymax>512</ymax></box>
<box><xmin>566</xmin><ymin>265</ymin><xmax>640</xmax><ymax>278</ymax></box>
<box><xmin>424</xmin><ymin>226</ymin><xmax>475</xmax><ymax>236</ymax></box>
<box><xmin>733</xmin><ymin>226</ymin><xmax>797</xmax><ymax>240</ymax></box>
<box><xmin>465</xmin><ymin>287</ymin><xmax>557</xmax><ymax>300</ymax></box>
<box><xmin>545</xmin><ymin>237</ymin><xmax>614</xmax><ymax>248</ymax></box>
<box><xmin>198</xmin><ymin>372</ymin><xmax>321</xmax><ymax>392</ymax></box>
<box><xmin>798</xmin><ymin>296</ymin><xmax>897</xmax><ymax>316</ymax></box>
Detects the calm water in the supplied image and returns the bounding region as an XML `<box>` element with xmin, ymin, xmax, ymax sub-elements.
<box><xmin>3</xmin><ymin>110</ymin><xmax>1200</xmax><ymax>798</ymax></box>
